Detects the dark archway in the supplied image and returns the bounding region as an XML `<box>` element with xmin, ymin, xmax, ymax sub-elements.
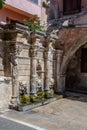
<box><xmin>66</xmin><ymin>49</ymin><xmax>80</xmax><ymax>92</ymax></box>
<box><xmin>60</xmin><ymin>35</ymin><xmax>87</xmax><ymax>93</ymax></box>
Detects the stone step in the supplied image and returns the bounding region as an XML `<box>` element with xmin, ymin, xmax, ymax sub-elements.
<box><xmin>11</xmin><ymin>97</ymin><xmax>57</xmax><ymax>112</ymax></box>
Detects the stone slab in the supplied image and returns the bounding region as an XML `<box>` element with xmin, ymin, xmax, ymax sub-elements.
<box><xmin>17</xmin><ymin>64</ymin><xmax>30</xmax><ymax>70</ymax></box>
<box><xmin>42</xmin><ymin>97</ymin><xmax>57</xmax><ymax>105</ymax></box>
<box><xmin>11</xmin><ymin>97</ymin><xmax>57</xmax><ymax>112</ymax></box>
<box><xmin>18</xmin><ymin>76</ymin><xmax>30</xmax><ymax>81</ymax></box>
<box><xmin>0</xmin><ymin>65</ymin><xmax>4</xmax><ymax>70</ymax></box>
<box><xmin>0</xmin><ymin>71</ymin><xmax>4</xmax><ymax>76</ymax></box>
<box><xmin>18</xmin><ymin>102</ymin><xmax>42</xmax><ymax>112</ymax></box>
<box><xmin>0</xmin><ymin>58</ymin><xmax>3</xmax><ymax>63</ymax></box>
<box><xmin>17</xmin><ymin>49</ymin><xmax>29</xmax><ymax>58</ymax></box>
<box><xmin>17</xmin><ymin>58</ymin><xmax>30</xmax><ymax>65</ymax></box>
<box><xmin>18</xmin><ymin>69</ymin><xmax>30</xmax><ymax>75</ymax></box>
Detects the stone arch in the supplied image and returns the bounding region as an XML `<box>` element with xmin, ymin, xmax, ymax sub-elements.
<box><xmin>61</xmin><ymin>36</ymin><xmax>87</xmax><ymax>74</ymax></box>
<box><xmin>59</xmin><ymin>35</ymin><xmax>87</xmax><ymax>93</ymax></box>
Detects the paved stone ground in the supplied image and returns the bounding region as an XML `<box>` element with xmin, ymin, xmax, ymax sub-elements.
<box><xmin>0</xmin><ymin>117</ymin><xmax>35</xmax><ymax>130</ymax></box>
<box><xmin>0</xmin><ymin>92</ymin><xmax>87</xmax><ymax>130</ymax></box>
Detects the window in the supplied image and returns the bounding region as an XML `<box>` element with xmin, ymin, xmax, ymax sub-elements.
<box><xmin>63</xmin><ymin>0</ymin><xmax>81</xmax><ymax>15</ymax></box>
<box><xmin>6</xmin><ymin>17</ymin><xmax>24</xmax><ymax>25</ymax></box>
<box><xmin>81</xmin><ymin>48</ymin><xmax>87</xmax><ymax>73</ymax></box>
<box><xmin>30</xmin><ymin>0</ymin><xmax>38</xmax><ymax>4</ymax></box>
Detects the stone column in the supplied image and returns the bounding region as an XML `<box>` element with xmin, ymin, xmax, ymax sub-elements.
<box><xmin>56</xmin><ymin>50</ymin><xmax>64</xmax><ymax>93</ymax></box>
<box><xmin>10</xmin><ymin>43</ymin><xmax>19</xmax><ymax>106</ymax></box>
<box><xmin>45</xmin><ymin>42</ymin><xmax>54</xmax><ymax>92</ymax></box>
<box><xmin>31</xmin><ymin>58</ymin><xmax>37</xmax><ymax>95</ymax></box>
<box><xmin>45</xmin><ymin>56</ymin><xmax>50</xmax><ymax>91</ymax></box>
<box><xmin>30</xmin><ymin>39</ymin><xmax>39</xmax><ymax>95</ymax></box>
<box><xmin>59</xmin><ymin>74</ymin><xmax>66</xmax><ymax>93</ymax></box>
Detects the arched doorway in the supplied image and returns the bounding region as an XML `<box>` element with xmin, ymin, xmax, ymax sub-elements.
<box><xmin>60</xmin><ymin>35</ymin><xmax>87</xmax><ymax>93</ymax></box>
<box><xmin>66</xmin><ymin>46</ymin><xmax>87</xmax><ymax>93</ymax></box>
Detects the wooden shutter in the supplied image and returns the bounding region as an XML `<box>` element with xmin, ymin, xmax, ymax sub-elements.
<box><xmin>81</xmin><ymin>48</ymin><xmax>87</xmax><ymax>73</ymax></box>
<box><xmin>63</xmin><ymin>0</ymin><xmax>81</xmax><ymax>15</ymax></box>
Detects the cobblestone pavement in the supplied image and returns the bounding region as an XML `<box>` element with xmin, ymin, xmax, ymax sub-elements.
<box><xmin>0</xmin><ymin>92</ymin><xmax>87</xmax><ymax>130</ymax></box>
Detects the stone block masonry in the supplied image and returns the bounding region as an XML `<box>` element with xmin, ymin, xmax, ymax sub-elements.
<box><xmin>0</xmin><ymin>23</ymin><xmax>57</xmax><ymax>109</ymax></box>
<box><xmin>1</xmin><ymin>13</ymin><xmax>87</xmax><ymax>109</ymax></box>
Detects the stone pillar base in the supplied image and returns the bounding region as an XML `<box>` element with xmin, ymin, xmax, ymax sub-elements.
<box><xmin>9</xmin><ymin>96</ymin><xmax>19</xmax><ymax>107</ymax></box>
<box><xmin>56</xmin><ymin>74</ymin><xmax>66</xmax><ymax>94</ymax></box>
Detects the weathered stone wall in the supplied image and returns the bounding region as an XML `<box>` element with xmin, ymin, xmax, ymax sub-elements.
<box><xmin>0</xmin><ymin>40</ymin><xmax>12</xmax><ymax>110</ymax></box>
<box><xmin>57</xmin><ymin>26</ymin><xmax>87</xmax><ymax>93</ymax></box>
<box><xmin>0</xmin><ymin>77</ymin><xmax>12</xmax><ymax>110</ymax></box>
<box><xmin>34</xmin><ymin>42</ymin><xmax>45</xmax><ymax>91</ymax></box>
<box><xmin>1</xmin><ymin>29</ymin><xmax>56</xmax><ymax>109</ymax></box>
<box><xmin>16</xmin><ymin>42</ymin><xmax>30</xmax><ymax>95</ymax></box>
<box><xmin>0</xmin><ymin>42</ymin><xmax>4</xmax><ymax>76</ymax></box>
<box><xmin>58</xmin><ymin>27</ymin><xmax>87</xmax><ymax>53</ymax></box>
<box><xmin>1</xmin><ymin>16</ymin><xmax>87</xmax><ymax>109</ymax></box>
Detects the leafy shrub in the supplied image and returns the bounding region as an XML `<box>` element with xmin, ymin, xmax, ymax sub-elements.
<box><xmin>0</xmin><ymin>0</ymin><xmax>5</xmax><ymax>9</ymax></box>
<box><xmin>19</xmin><ymin>95</ymin><xmax>30</xmax><ymax>105</ymax></box>
<box><xmin>23</xmin><ymin>15</ymin><xmax>43</xmax><ymax>31</ymax></box>
<box><xmin>30</xmin><ymin>95</ymin><xmax>37</xmax><ymax>102</ymax></box>
<box><xmin>19</xmin><ymin>95</ymin><xmax>25</xmax><ymax>104</ymax></box>
<box><xmin>37</xmin><ymin>91</ymin><xmax>45</xmax><ymax>100</ymax></box>
<box><xmin>44</xmin><ymin>92</ymin><xmax>50</xmax><ymax>98</ymax></box>
<box><xmin>24</xmin><ymin>95</ymin><xmax>30</xmax><ymax>105</ymax></box>
<box><xmin>44</xmin><ymin>90</ymin><xmax>54</xmax><ymax>99</ymax></box>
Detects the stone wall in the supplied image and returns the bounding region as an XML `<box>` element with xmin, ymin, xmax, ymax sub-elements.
<box><xmin>0</xmin><ymin>25</ymin><xmax>57</xmax><ymax>109</ymax></box>
<box><xmin>57</xmin><ymin>26</ymin><xmax>87</xmax><ymax>93</ymax></box>
<box><xmin>0</xmin><ymin>40</ymin><xmax>12</xmax><ymax>110</ymax></box>
<box><xmin>1</xmin><ymin>17</ymin><xmax>87</xmax><ymax>109</ymax></box>
<box><xmin>16</xmin><ymin>42</ymin><xmax>30</xmax><ymax>95</ymax></box>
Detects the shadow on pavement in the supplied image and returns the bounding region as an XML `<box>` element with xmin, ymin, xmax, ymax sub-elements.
<box><xmin>64</xmin><ymin>91</ymin><xmax>87</xmax><ymax>103</ymax></box>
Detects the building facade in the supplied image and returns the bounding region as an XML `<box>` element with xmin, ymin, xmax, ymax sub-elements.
<box><xmin>44</xmin><ymin>0</ymin><xmax>87</xmax><ymax>21</ymax></box>
<box><xmin>0</xmin><ymin>0</ymin><xmax>42</xmax><ymax>24</ymax></box>
<box><xmin>45</xmin><ymin>0</ymin><xmax>87</xmax><ymax>93</ymax></box>
<box><xmin>0</xmin><ymin>0</ymin><xmax>87</xmax><ymax>110</ymax></box>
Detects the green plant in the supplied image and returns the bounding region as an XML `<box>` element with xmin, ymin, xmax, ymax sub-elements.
<box><xmin>19</xmin><ymin>95</ymin><xmax>30</xmax><ymax>105</ymax></box>
<box><xmin>37</xmin><ymin>91</ymin><xmax>45</xmax><ymax>100</ymax></box>
<box><xmin>0</xmin><ymin>0</ymin><xmax>5</xmax><ymax>9</ymax></box>
<box><xmin>44</xmin><ymin>91</ymin><xmax>54</xmax><ymax>99</ymax></box>
<box><xmin>19</xmin><ymin>95</ymin><xmax>25</xmax><ymax>104</ymax></box>
<box><xmin>23</xmin><ymin>15</ymin><xmax>43</xmax><ymax>31</ymax></box>
<box><xmin>30</xmin><ymin>95</ymin><xmax>37</xmax><ymax>102</ymax></box>
<box><xmin>24</xmin><ymin>95</ymin><xmax>30</xmax><ymax>105</ymax></box>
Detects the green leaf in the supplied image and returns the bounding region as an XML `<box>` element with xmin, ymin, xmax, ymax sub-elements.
<box><xmin>0</xmin><ymin>0</ymin><xmax>5</xmax><ymax>9</ymax></box>
<box><xmin>23</xmin><ymin>15</ymin><xmax>43</xmax><ymax>31</ymax></box>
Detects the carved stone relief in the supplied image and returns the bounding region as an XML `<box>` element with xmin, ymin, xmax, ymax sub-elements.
<box><xmin>36</xmin><ymin>61</ymin><xmax>43</xmax><ymax>91</ymax></box>
<box><xmin>43</xmin><ymin>0</ymin><xmax>59</xmax><ymax>22</ymax></box>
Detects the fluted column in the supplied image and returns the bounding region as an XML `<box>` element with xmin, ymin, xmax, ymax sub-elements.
<box><xmin>56</xmin><ymin>50</ymin><xmax>64</xmax><ymax>93</ymax></box>
<box><xmin>10</xmin><ymin>43</ymin><xmax>19</xmax><ymax>105</ymax></box>
<box><xmin>31</xmin><ymin>58</ymin><xmax>37</xmax><ymax>95</ymax></box>
<box><xmin>45</xmin><ymin>42</ymin><xmax>54</xmax><ymax>92</ymax></box>
<box><xmin>30</xmin><ymin>39</ymin><xmax>39</xmax><ymax>95</ymax></box>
